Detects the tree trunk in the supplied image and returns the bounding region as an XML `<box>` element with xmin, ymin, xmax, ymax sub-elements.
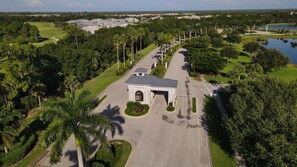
<box><xmin>140</xmin><ymin>37</ymin><xmax>142</xmax><ymax>50</ymax></box>
<box><xmin>189</xmin><ymin>31</ymin><xmax>192</xmax><ymax>38</ymax></box>
<box><xmin>4</xmin><ymin>146</ymin><xmax>8</xmax><ymax>154</ymax></box>
<box><xmin>76</xmin><ymin>145</ymin><xmax>84</xmax><ymax>167</ymax></box>
<box><xmin>38</xmin><ymin>95</ymin><xmax>41</xmax><ymax>108</ymax></box>
<box><xmin>0</xmin><ymin>86</ymin><xmax>8</xmax><ymax>107</ymax></box>
<box><xmin>123</xmin><ymin>45</ymin><xmax>126</xmax><ymax>67</ymax></box>
<box><xmin>117</xmin><ymin>45</ymin><xmax>119</xmax><ymax>71</ymax></box>
<box><xmin>183</xmin><ymin>33</ymin><xmax>186</xmax><ymax>41</ymax></box>
<box><xmin>75</xmin><ymin>35</ymin><xmax>79</xmax><ymax>49</ymax></box>
<box><xmin>131</xmin><ymin>40</ymin><xmax>134</xmax><ymax>62</ymax></box>
<box><xmin>161</xmin><ymin>45</ymin><xmax>164</xmax><ymax>64</ymax></box>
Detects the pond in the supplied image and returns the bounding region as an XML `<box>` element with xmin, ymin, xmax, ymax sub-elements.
<box><xmin>258</xmin><ymin>24</ymin><xmax>297</xmax><ymax>31</ymax></box>
<box><xmin>262</xmin><ymin>38</ymin><xmax>297</xmax><ymax>64</ymax></box>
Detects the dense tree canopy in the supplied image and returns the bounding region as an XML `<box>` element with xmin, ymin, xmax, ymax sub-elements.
<box><xmin>226</xmin><ymin>77</ymin><xmax>297</xmax><ymax>166</ymax></box>
<box><xmin>253</xmin><ymin>48</ymin><xmax>289</xmax><ymax>73</ymax></box>
<box><xmin>226</xmin><ymin>31</ymin><xmax>242</xmax><ymax>43</ymax></box>
<box><xmin>243</xmin><ymin>42</ymin><xmax>261</xmax><ymax>55</ymax></box>
<box><xmin>220</xmin><ymin>45</ymin><xmax>239</xmax><ymax>59</ymax></box>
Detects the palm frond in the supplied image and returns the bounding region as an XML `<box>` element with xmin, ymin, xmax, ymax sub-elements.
<box><xmin>39</xmin><ymin>119</ymin><xmax>64</xmax><ymax>148</ymax></box>
<box><xmin>2</xmin><ymin>133</ymin><xmax>14</xmax><ymax>150</ymax></box>
<box><xmin>75</xmin><ymin>127</ymin><xmax>91</xmax><ymax>157</ymax></box>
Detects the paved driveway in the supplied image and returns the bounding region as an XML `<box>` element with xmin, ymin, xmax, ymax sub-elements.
<box><xmin>37</xmin><ymin>47</ymin><xmax>213</xmax><ymax>167</ymax></box>
<box><xmin>130</xmin><ymin>48</ymin><xmax>212</xmax><ymax>167</ymax></box>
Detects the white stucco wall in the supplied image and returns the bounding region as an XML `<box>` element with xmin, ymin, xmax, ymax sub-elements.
<box><xmin>127</xmin><ymin>84</ymin><xmax>176</xmax><ymax>106</ymax></box>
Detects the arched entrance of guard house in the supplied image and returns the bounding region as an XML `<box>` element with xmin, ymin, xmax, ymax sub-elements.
<box><xmin>135</xmin><ymin>91</ymin><xmax>144</xmax><ymax>101</ymax></box>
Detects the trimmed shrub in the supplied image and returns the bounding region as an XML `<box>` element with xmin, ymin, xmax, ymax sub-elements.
<box><xmin>125</xmin><ymin>102</ymin><xmax>149</xmax><ymax>116</ymax></box>
<box><xmin>0</xmin><ymin>134</ymin><xmax>36</xmax><ymax>166</ymax></box>
<box><xmin>192</xmin><ymin>97</ymin><xmax>197</xmax><ymax>113</ymax></box>
<box><xmin>115</xmin><ymin>67</ymin><xmax>128</xmax><ymax>76</ymax></box>
<box><xmin>167</xmin><ymin>102</ymin><xmax>175</xmax><ymax>111</ymax></box>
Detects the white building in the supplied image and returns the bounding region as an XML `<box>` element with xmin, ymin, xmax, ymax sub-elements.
<box><xmin>125</xmin><ymin>68</ymin><xmax>177</xmax><ymax>107</ymax></box>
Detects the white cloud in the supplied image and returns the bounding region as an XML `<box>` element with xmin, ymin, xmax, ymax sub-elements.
<box><xmin>67</xmin><ymin>2</ymin><xmax>93</xmax><ymax>8</ymax></box>
<box><xmin>24</xmin><ymin>0</ymin><xmax>42</xmax><ymax>7</ymax></box>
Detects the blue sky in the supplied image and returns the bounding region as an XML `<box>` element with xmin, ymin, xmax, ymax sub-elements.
<box><xmin>0</xmin><ymin>0</ymin><xmax>297</xmax><ymax>12</ymax></box>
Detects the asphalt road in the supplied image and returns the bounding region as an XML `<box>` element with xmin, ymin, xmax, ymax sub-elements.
<box><xmin>37</xmin><ymin>47</ymin><xmax>213</xmax><ymax>167</ymax></box>
<box><xmin>131</xmin><ymin>48</ymin><xmax>212</xmax><ymax>167</ymax></box>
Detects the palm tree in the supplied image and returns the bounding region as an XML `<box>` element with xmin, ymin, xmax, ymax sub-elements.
<box><xmin>138</xmin><ymin>28</ymin><xmax>145</xmax><ymax>51</ymax></box>
<box><xmin>119</xmin><ymin>34</ymin><xmax>127</xmax><ymax>67</ymax></box>
<box><xmin>0</xmin><ymin>108</ymin><xmax>25</xmax><ymax>153</ymax></box>
<box><xmin>30</xmin><ymin>80</ymin><xmax>46</xmax><ymax>108</ymax></box>
<box><xmin>156</xmin><ymin>33</ymin><xmax>166</xmax><ymax>64</ymax></box>
<box><xmin>113</xmin><ymin>34</ymin><xmax>121</xmax><ymax>71</ymax></box>
<box><xmin>134</xmin><ymin>29</ymin><xmax>140</xmax><ymax>54</ymax></box>
<box><xmin>39</xmin><ymin>90</ymin><xmax>112</xmax><ymax>166</ymax></box>
<box><xmin>127</xmin><ymin>27</ymin><xmax>136</xmax><ymax>63</ymax></box>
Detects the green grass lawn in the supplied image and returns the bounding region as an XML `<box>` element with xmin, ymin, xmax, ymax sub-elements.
<box><xmin>242</xmin><ymin>34</ymin><xmax>297</xmax><ymax>44</ymax></box>
<box><xmin>80</xmin><ymin>44</ymin><xmax>157</xmax><ymax>99</ymax></box>
<box><xmin>204</xmin><ymin>96</ymin><xmax>237</xmax><ymax>167</ymax></box>
<box><xmin>91</xmin><ymin>140</ymin><xmax>132</xmax><ymax>167</ymax></box>
<box><xmin>221</xmin><ymin>56</ymin><xmax>252</xmax><ymax>74</ymax></box>
<box><xmin>205</xmin><ymin>56</ymin><xmax>252</xmax><ymax>84</ymax></box>
<box><xmin>269</xmin><ymin>64</ymin><xmax>297</xmax><ymax>82</ymax></box>
<box><xmin>110</xmin><ymin>140</ymin><xmax>132</xmax><ymax>167</ymax></box>
<box><xmin>28</xmin><ymin>22</ymin><xmax>66</xmax><ymax>46</ymax></box>
<box><xmin>14</xmin><ymin>146</ymin><xmax>46</xmax><ymax>167</ymax></box>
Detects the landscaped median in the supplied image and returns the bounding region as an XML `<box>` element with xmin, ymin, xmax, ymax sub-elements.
<box><xmin>90</xmin><ymin>140</ymin><xmax>132</xmax><ymax>167</ymax></box>
<box><xmin>124</xmin><ymin>102</ymin><xmax>149</xmax><ymax>117</ymax></box>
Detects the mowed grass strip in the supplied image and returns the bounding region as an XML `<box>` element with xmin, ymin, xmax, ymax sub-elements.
<box><xmin>28</xmin><ymin>22</ymin><xmax>66</xmax><ymax>46</ymax></box>
<box><xmin>204</xmin><ymin>96</ymin><xmax>237</xmax><ymax>167</ymax></box>
<box><xmin>14</xmin><ymin>146</ymin><xmax>46</xmax><ymax>167</ymax></box>
<box><xmin>221</xmin><ymin>56</ymin><xmax>251</xmax><ymax>74</ymax></box>
<box><xmin>269</xmin><ymin>64</ymin><xmax>297</xmax><ymax>82</ymax></box>
<box><xmin>110</xmin><ymin>140</ymin><xmax>132</xmax><ymax>167</ymax></box>
<box><xmin>81</xmin><ymin>44</ymin><xmax>157</xmax><ymax>99</ymax></box>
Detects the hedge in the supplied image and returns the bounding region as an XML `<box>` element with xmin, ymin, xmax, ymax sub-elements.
<box><xmin>0</xmin><ymin>133</ymin><xmax>36</xmax><ymax>166</ymax></box>
<box><xmin>125</xmin><ymin>102</ymin><xmax>149</xmax><ymax>116</ymax></box>
<box><xmin>192</xmin><ymin>97</ymin><xmax>197</xmax><ymax>113</ymax></box>
<box><xmin>167</xmin><ymin>102</ymin><xmax>175</xmax><ymax>111</ymax></box>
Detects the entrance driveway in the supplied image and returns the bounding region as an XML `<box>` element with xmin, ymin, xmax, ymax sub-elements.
<box><xmin>37</xmin><ymin>47</ymin><xmax>213</xmax><ymax>167</ymax></box>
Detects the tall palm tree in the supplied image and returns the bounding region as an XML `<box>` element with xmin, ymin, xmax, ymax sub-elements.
<box><xmin>113</xmin><ymin>34</ymin><xmax>121</xmax><ymax>71</ymax></box>
<box><xmin>119</xmin><ymin>34</ymin><xmax>127</xmax><ymax>67</ymax></box>
<box><xmin>138</xmin><ymin>28</ymin><xmax>145</xmax><ymax>51</ymax></box>
<box><xmin>30</xmin><ymin>80</ymin><xmax>46</xmax><ymax>108</ymax></box>
<box><xmin>134</xmin><ymin>29</ymin><xmax>140</xmax><ymax>54</ymax></box>
<box><xmin>127</xmin><ymin>27</ymin><xmax>136</xmax><ymax>63</ymax></box>
<box><xmin>39</xmin><ymin>90</ymin><xmax>112</xmax><ymax>166</ymax></box>
<box><xmin>0</xmin><ymin>108</ymin><xmax>25</xmax><ymax>153</ymax></box>
<box><xmin>157</xmin><ymin>33</ymin><xmax>166</xmax><ymax>64</ymax></box>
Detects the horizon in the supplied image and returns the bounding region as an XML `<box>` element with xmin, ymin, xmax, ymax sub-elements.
<box><xmin>1</xmin><ymin>0</ymin><xmax>297</xmax><ymax>12</ymax></box>
<box><xmin>1</xmin><ymin>8</ymin><xmax>297</xmax><ymax>13</ymax></box>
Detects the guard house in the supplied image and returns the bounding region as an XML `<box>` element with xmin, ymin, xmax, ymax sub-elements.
<box><xmin>125</xmin><ymin>68</ymin><xmax>178</xmax><ymax>107</ymax></box>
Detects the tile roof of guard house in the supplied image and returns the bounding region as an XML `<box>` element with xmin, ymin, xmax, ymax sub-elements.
<box><xmin>125</xmin><ymin>68</ymin><xmax>177</xmax><ymax>88</ymax></box>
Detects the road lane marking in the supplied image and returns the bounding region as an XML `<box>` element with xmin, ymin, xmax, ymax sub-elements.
<box><xmin>150</xmin><ymin>154</ymin><xmax>155</xmax><ymax>167</ymax></box>
<box><xmin>201</xmin><ymin>81</ymin><xmax>212</xmax><ymax>96</ymax></box>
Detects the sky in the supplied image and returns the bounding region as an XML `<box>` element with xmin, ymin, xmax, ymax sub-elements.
<box><xmin>0</xmin><ymin>0</ymin><xmax>297</xmax><ymax>12</ymax></box>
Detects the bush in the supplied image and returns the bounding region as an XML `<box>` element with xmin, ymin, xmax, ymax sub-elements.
<box><xmin>0</xmin><ymin>134</ymin><xmax>36</xmax><ymax>166</ymax></box>
<box><xmin>152</xmin><ymin>64</ymin><xmax>165</xmax><ymax>78</ymax></box>
<box><xmin>166</xmin><ymin>102</ymin><xmax>175</xmax><ymax>111</ymax></box>
<box><xmin>125</xmin><ymin>102</ymin><xmax>149</xmax><ymax>116</ymax></box>
<box><xmin>192</xmin><ymin>97</ymin><xmax>197</xmax><ymax>113</ymax></box>
<box><xmin>21</xmin><ymin>95</ymin><xmax>38</xmax><ymax>112</ymax></box>
<box><xmin>115</xmin><ymin>67</ymin><xmax>128</xmax><ymax>76</ymax></box>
